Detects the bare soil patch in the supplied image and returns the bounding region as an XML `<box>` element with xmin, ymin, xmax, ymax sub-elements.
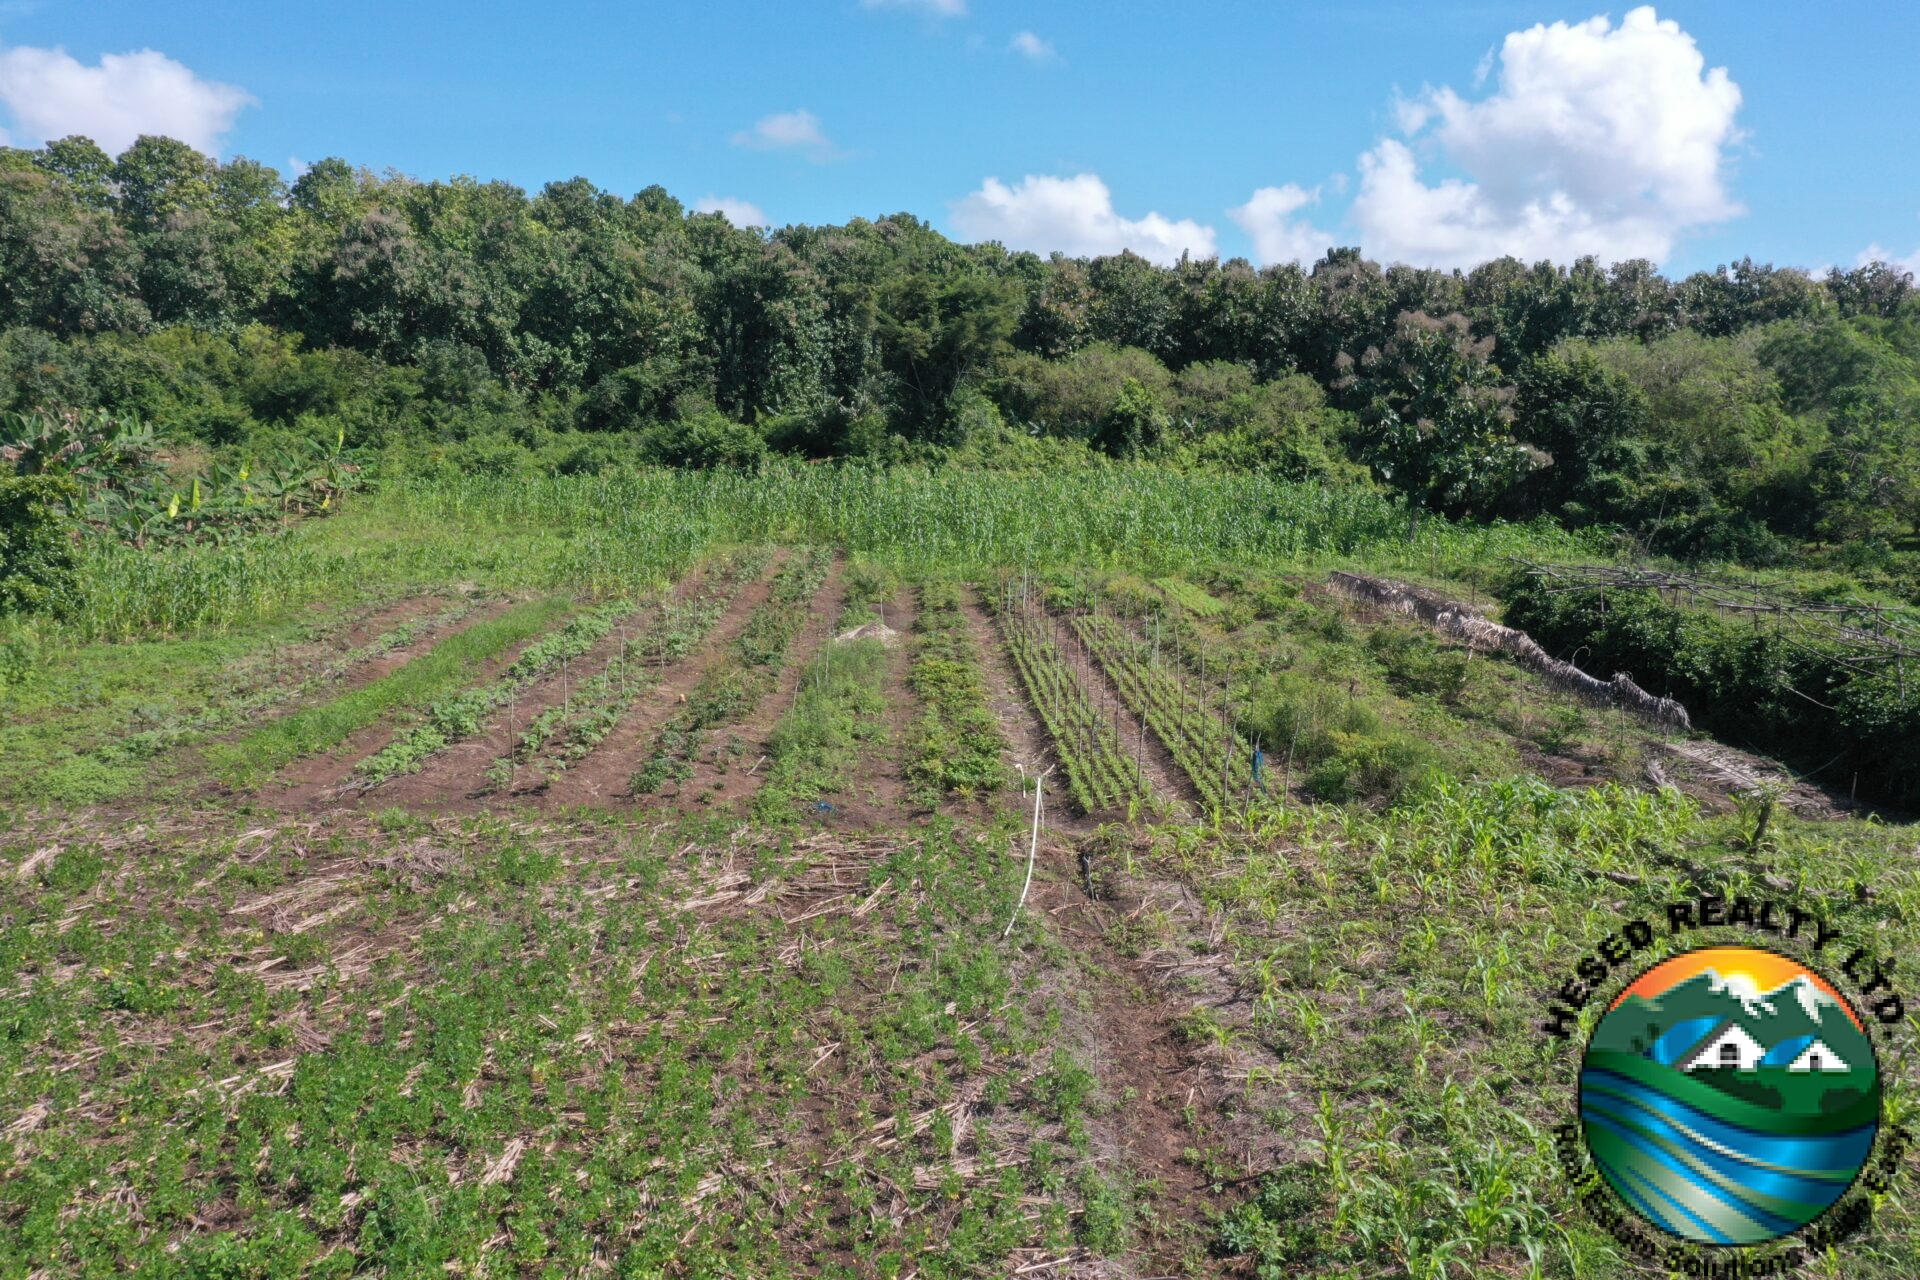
<box><xmin>1021</xmin><ymin>837</ymin><xmax>1240</xmax><ymax>1265</ymax></box>
<box><xmin>321</xmin><ymin>591</ymin><xmax>452</xmax><ymax>655</ymax></box>
<box><xmin>665</xmin><ymin>560</ymin><xmax>847</xmax><ymax>814</ymax></box>
<box><xmin>536</xmin><ymin>558</ymin><xmax>784</xmax><ymax>809</ymax></box>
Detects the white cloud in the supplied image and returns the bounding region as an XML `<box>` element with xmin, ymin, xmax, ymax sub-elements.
<box><xmin>951</xmin><ymin>173</ymin><xmax>1218</xmax><ymax>266</ymax></box>
<box><xmin>1010</xmin><ymin>31</ymin><xmax>1056</xmax><ymax>63</ymax></box>
<box><xmin>694</xmin><ymin>195</ymin><xmax>769</xmax><ymax>228</ymax></box>
<box><xmin>730</xmin><ymin>109</ymin><xmax>837</xmax><ymax>161</ymax></box>
<box><xmin>862</xmin><ymin>0</ymin><xmax>966</xmax><ymax>16</ymax></box>
<box><xmin>1857</xmin><ymin>243</ymin><xmax>1920</xmax><ymax>280</ymax></box>
<box><xmin>1346</xmin><ymin>6</ymin><xmax>1743</xmax><ymax>268</ymax></box>
<box><xmin>0</xmin><ymin>43</ymin><xmax>254</xmax><ymax>155</ymax></box>
<box><xmin>1228</xmin><ymin>184</ymin><xmax>1335</xmax><ymax>267</ymax></box>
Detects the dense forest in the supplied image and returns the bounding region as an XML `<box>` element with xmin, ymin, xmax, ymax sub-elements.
<box><xmin>4</xmin><ymin>134</ymin><xmax>1920</xmax><ymax>580</ymax></box>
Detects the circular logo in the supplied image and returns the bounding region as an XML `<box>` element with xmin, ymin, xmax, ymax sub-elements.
<box><xmin>1579</xmin><ymin>945</ymin><xmax>1881</xmax><ymax>1245</ymax></box>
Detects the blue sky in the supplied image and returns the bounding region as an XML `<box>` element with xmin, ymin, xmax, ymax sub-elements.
<box><xmin>1</xmin><ymin>0</ymin><xmax>1916</xmax><ymax>276</ymax></box>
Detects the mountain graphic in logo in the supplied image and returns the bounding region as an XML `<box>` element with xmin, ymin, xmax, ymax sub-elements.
<box><xmin>1580</xmin><ymin>945</ymin><xmax>1880</xmax><ymax>1245</ymax></box>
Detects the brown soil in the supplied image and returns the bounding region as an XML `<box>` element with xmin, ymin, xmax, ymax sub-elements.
<box><xmin>1661</xmin><ymin>739</ymin><xmax>1855</xmax><ymax>818</ymax></box>
<box><xmin>535</xmin><ymin>558</ymin><xmax>785</xmax><ymax>809</ymax></box>
<box><xmin>786</xmin><ymin>584</ymin><xmax>923</xmax><ymax>831</ymax></box>
<box><xmin>1021</xmin><ymin>841</ymin><xmax>1234</xmax><ymax>1264</ymax></box>
<box><xmin>957</xmin><ymin>585</ymin><xmax>1067</xmax><ymax>825</ymax></box>
<box><xmin>1045</xmin><ymin>610</ymin><xmax>1200</xmax><ymax>818</ymax></box>
<box><xmin>322</xmin><ymin>591</ymin><xmax>453</xmax><ymax>655</ymax></box>
<box><xmin>367</xmin><ymin>598</ymin><xmax>673</xmax><ymax>813</ymax></box>
<box><xmin>306</xmin><ymin>596</ymin><xmax>505</xmax><ymax>707</ymax></box>
<box><xmin>265</xmin><ymin>598</ymin><xmax>554</xmax><ymax>810</ymax></box>
<box><xmin>663</xmin><ymin>559</ymin><xmax>848</xmax><ymax>815</ymax></box>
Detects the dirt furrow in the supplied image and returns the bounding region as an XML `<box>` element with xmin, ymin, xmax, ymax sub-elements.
<box><xmin>666</xmin><ymin>560</ymin><xmax>847</xmax><ymax>813</ymax></box>
<box><xmin>266</xmin><ymin>601</ymin><xmax>564</xmax><ymax>810</ymax></box>
<box><xmin>1044</xmin><ymin>609</ymin><xmax>1200</xmax><ymax>816</ymax></box>
<box><xmin>802</xmin><ymin>584</ymin><xmax>920</xmax><ymax>829</ymax></box>
<box><xmin>367</xmin><ymin>592</ymin><xmax>683</xmax><ymax>813</ymax></box>
<box><xmin>537</xmin><ymin>557</ymin><xmax>785</xmax><ymax>809</ymax></box>
<box><xmin>957</xmin><ymin>586</ymin><xmax>1061</xmax><ymax>822</ymax></box>
<box><xmin>321</xmin><ymin>591</ymin><xmax>455</xmax><ymax>655</ymax></box>
<box><xmin>1022</xmin><ymin>847</ymin><xmax>1230</xmax><ymax>1266</ymax></box>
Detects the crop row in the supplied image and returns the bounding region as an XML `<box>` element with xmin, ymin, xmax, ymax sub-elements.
<box><xmin>905</xmin><ymin>583</ymin><xmax>1011</xmax><ymax>803</ymax></box>
<box><xmin>1154</xmin><ymin>576</ymin><xmax>1227</xmax><ymax>618</ymax></box>
<box><xmin>354</xmin><ymin>597</ymin><xmax>639</xmax><ymax>784</ymax></box>
<box><xmin>97</xmin><ymin>596</ymin><xmax>482</xmax><ymax>778</ymax></box>
<box><xmin>629</xmin><ymin>548</ymin><xmax>835</xmax><ymax>794</ymax></box>
<box><xmin>992</xmin><ymin>588</ymin><xmax>1149</xmax><ymax>815</ymax></box>
<box><xmin>1071</xmin><ymin>612</ymin><xmax>1253</xmax><ymax>814</ymax></box>
<box><xmin>491</xmin><ymin>548</ymin><xmax>774</xmax><ymax>788</ymax></box>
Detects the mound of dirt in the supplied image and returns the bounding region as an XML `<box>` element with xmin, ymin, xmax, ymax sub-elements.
<box><xmin>835</xmin><ymin>621</ymin><xmax>898</xmax><ymax>645</ymax></box>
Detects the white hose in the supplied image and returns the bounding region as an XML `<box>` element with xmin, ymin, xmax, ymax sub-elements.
<box><xmin>1002</xmin><ymin>769</ymin><xmax>1046</xmax><ymax>939</ymax></box>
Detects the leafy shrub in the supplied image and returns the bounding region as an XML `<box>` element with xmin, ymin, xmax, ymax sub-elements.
<box><xmin>637</xmin><ymin>409</ymin><xmax>767</xmax><ymax>470</ymax></box>
<box><xmin>1503</xmin><ymin>574</ymin><xmax>1920</xmax><ymax>806</ymax></box>
<box><xmin>0</xmin><ymin>474</ymin><xmax>79</xmax><ymax>613</ymax></box>
<box><xmin>1215</xmin><ymin>1165</ymin><xmax>1330</xmax><ymax>1275</ymax></box>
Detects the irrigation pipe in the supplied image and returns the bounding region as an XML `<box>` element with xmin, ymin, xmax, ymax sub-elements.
<box><xmin>1002</xmin><ymin>767</ymin><xmax>1050</xmax><ymax>939</ymax></box>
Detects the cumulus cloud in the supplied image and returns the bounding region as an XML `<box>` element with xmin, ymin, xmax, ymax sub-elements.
<box><xmin>694</xmin><ymin>195</ymin><xmax>769</xmax><ymax>228</ymax></box>
<box><xmin>1010</xmin><ymin>31</ymin><xmax>1056</xmax><ymax>63</ymax></box>
<box><xmin>861</xmin><ymin>0</ymin><xmax>966</xmax><ymax>16</ymax></box>
<box><xmin>730</xmin><ymin>109</ymin><xmax>837</xmax><ymax>161</ymax></box>
<box><xmin>0</xmin><ymin>43</ymin><xmax>254</xmax><ymax>154</ymax></box>
<box><xmin>1856</xmin><ymin>243</ymin><xmax>1920</xmax><ymax>280</ymax></box>
<box><xmin>1228</xmin><ymin>184</ymin><xmax>1335</xmax><ymax>267</ymax></box>
<box><xmin>1346</xmin><ymin>6</ymin><xmax>1743</xmax><ymax>268</ymax></box>
<box><xmin>951</xmin><ymin>173</ymin><xmax>1217</xmax><ymax>265</ymax></box>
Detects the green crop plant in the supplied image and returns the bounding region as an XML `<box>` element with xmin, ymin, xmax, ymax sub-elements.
<box><xmin>355</xmin><ymin>597</ymin><xmax>641</xmax><ymax>784</ymax></box>
<box><xmin>207</xmin><ymin>596</ymin><xmax>578</xmax><ymax>788</ymax></box>
<box><xmin>493</xmin><ymin>549</ymin><xmax>774</xmax><ymax>789</ymax></box>
<box><xmin>905</xmin><ymin>582</ymin><xmax>1011</xmax><ymax>802</ymax></box>
<box><xmin>629</xmin><ymin>550</ymin><xmax>833</xmax><ymax>794</ymax></box>
<box><xmin>1071</xmin><ymin>611</ymin><xmax>1253</xmax><ymax>815</ymax></box>
<box><xmin>991</xmin><ymin>580</ymin><xmax>1150</xmax><ymax>815</ymax></box>
<box><xmin>1153</xmin><ymin>576</ymin><xmax>1227</xmax><ymax>618</ymax></box>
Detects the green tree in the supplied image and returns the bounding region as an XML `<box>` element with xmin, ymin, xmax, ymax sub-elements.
<box><xmin>1355</xmin><ymin>311</ymin><xmax>1529</xmax><ymax>538</ymax></box>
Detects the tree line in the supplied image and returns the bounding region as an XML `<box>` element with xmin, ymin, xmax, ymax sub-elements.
<box><xmin>4</xmin><ymin>134</ymin><xmax>1919</xmax><ymax>571</ymax></box>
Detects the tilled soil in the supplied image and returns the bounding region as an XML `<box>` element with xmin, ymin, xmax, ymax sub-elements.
<box><xmin>367</xmin><ymin>594</ymin><xmax>672</xmax><ymax>812</ymax></box>
<box><xmin>958</xmin><ymin>585</ymin><xmax>1067</xmax><ymax>826</ymax></box>
<box><xmin>534</xmin><ymin>557</ymin><xmax>785</xmax><ymax>809</ymax></box>
<box><xmin>663</xmin><ymin>560</ymin><xmax>848</xmax><ymax>814</ymax></box>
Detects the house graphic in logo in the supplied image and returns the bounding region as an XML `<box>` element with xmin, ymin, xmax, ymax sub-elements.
<box><xmin>1580</xmin><ymin>947</ymin><xmax>1881</xmax><ymax>1245</ymax></box>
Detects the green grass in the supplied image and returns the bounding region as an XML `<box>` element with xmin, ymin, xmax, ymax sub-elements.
<box><xmin>205</xmin><ymin>596</ymin><xmax>577</xmax><ymax>788</ymax></box>
<box><xmin>0</xmin><ymin>595</ymin><xmax>476</xmax><ymax>807</ymax></box>
<box><xmin>751</xmin><ymin>623</ymin><xmax>893</xmax><ymax>821</ymax></box>
<box><xmin>905</xmin><ymin>582</ymin><xmax>1011</xmax><ymax>803</ymax></box>
<box><xmin>0</xmin><ymin>809</ymin><xmax>1122</xmax><ymax>1277</ymax></box>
